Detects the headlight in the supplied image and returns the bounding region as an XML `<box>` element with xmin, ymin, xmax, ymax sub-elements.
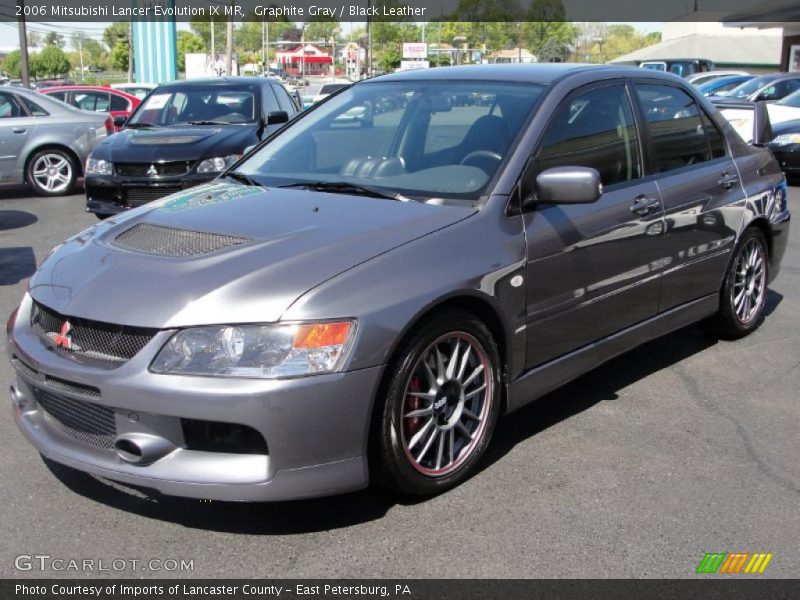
<box><xmin>151</xmin><ymin>320</ymin><xmax>355</xmax><ymax>378</ymax></box>
<box><xmin>196</xmin><ymin>155</ymin><xmax>241</xmax><ymax>173</ymax></box>
<box><xmin>770</xmin><ymin>133</ymin><xmax>800</xmax><ymax>146</ymax></box>
<box><xmin>85</xmin><ymin>157</ymin><xmax>112</xmax><ymax>175</ymax></box>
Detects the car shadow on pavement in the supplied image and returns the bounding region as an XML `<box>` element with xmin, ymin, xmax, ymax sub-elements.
<box><xmin>0</xmin><ymin>246</ymin><xmax>37</xmax><ymax>285</ymax></box>
<box><xmin>480</xmin><ymin>289</ymin><xmax>784</xmax><ymax>474</ymax></box>
<box><xmin>44</xmin><ymin>291</ymin><xmax>783</xmax><ymax>534</ymax></box>
<box><xmin>0</xmin><ymin>210</ymin><xmax>37</xmax><ymax>231</ymax></box>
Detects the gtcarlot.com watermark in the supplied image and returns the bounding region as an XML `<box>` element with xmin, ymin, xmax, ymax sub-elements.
<box><xmin>15</xmin><ymin>554</ymin><xmax>194</xmax><ymax>572</ymax></box>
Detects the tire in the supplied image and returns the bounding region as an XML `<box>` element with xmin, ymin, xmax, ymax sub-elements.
<box><xmin>712</xmin><ymin>227</ymin><xmax>769</xmax><ymax>338</ymax></box>
<box><xmin>371</xmin><ymin>309</ymin><xmax>502</xmax><ymax>496</ymax></box>
<box><xmin>26</xmin><ymin>149</ymin><xmax>77</xmax><ymax>197</ymax></box>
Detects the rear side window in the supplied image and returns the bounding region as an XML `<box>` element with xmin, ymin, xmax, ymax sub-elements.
<box><xmin>0</xmin><ymin>92</ymin><xmax>22</xmax><ymax>118</ymax></box>
<box><xmin>537</xmin><ymin>84</ymin><xmax>641</xmax><ymax>187</ymax></box>
<box><xmin>110</xmin><ymin>94</ymin><xmax>130</xmax><ymax>112</ymax></box>
<box><xmin>20</xmin><ymin>96</ymin><xmax>49</xmax><ymax>116</ymax></box>
<box><xmin>634</xmin><ymin>84</ymin><xmax>719</xmax><ymax>172</ymax></box>
<box><xmin>272</xmin><ymin>84</ymin><xmax>297</xmax><ymax>114</ymax></box>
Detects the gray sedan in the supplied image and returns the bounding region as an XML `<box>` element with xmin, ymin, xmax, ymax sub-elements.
<box><xmin>0</xmin><ymin>87</ymin><xmax>109</xmax><ymax>196</ymax></box>
<box><xmin>6</xmin><ymin>64</ymin><xmax>790</xmax><ymax>501</ymax></box>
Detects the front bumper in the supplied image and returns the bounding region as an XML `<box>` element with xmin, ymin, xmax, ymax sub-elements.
<box><xmin>769</xmin><ymin>145</ymin><xmax>800</xmax><ymax>174</ymax></box>
<box><xmin>85</xmin><ymin>173</ymin><xmax>217</xmax><ymax>217</ymax></box>
<box><xmin>7</xmin><ymin>295</ymin><xmax>382</xmax><ymax>501</ymax></box>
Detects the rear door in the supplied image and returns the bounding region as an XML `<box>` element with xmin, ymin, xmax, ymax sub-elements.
<box><xmin>523</xmin><ymin>81</ymin><xmax>665</xmax><ymax>368</ymax></box>
<box><xmin>632</xmin><ymin>81</ymin><xmax>745</xmax><ymax>312</ymax></box>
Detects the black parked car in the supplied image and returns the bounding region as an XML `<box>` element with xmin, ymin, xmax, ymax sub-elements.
<box><xmin>768</xmin><ymin>118</ymin><xmax>800</xmax><ymax>178</ymax></box>
<box><xmin>84</xmin><ymin>77</ymin><xmax>299</xmax><ymax>218</ymax></box>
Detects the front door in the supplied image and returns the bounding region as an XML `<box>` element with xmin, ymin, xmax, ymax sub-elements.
<box><xmin>523</xmin><ymin>82</ymin><xmax>665</xmax><ymax>369</ymax></box>
<box><xmin>0</xmin><ymin>92</ymin><xmax>32</xmax><ymax>182</ymax></box>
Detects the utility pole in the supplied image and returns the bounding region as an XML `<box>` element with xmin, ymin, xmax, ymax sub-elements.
<box><xmin>366</xmin><ymin>0</ymin><xmax>372</xmax><ymax>77</ymax></box>
<box><xmin>77</xmin><ymin>36</ymin><xmax>84</xmax><ymax>81</ymax></box>
<box><xmin>300</xmin><ymin>24</ymin><xmax>306</xmax><ymax>84</ymax></box>
<box><xmin>225</xmin><ymin>1</ymin><xmax>234</xmax><ymax>76</ymax></box>
<box><xmin>128</xmin><ymin>21</ymin><xmax>134</xmax><ymax>82</ymax></box>
<box><xmin>17</xmin><ymin>0</ymin><xmax>30</xmax><ymax>87</ymax></box>
<box><xmin>210</xmin><ymin>16</ymin><xmax>216</xmax><ymax>74</ymax></box>
<box><xmin>261</xmin><ymin>19</ymin><xmax>266</xmax><ymax>73</ymax></box>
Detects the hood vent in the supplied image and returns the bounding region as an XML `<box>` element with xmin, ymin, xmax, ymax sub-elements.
<box><xmin>113</xmin><ymin>223</ymin><xmax>249</xmax><ymax>257</ymax></box>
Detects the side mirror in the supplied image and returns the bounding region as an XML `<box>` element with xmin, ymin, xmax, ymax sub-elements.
<box><xmin>113</xmin><ymin>115</ymin><xmax>127</xmax><ymax>128</ymax></box>
<box><xmin>266</xmin><ymin>111</ymin><xmax>289</xmax><ymax>125</ymax></box>
<box><xmin>522</xmin><ymin>166</ymin><xmax>603</xmax><ymax>210</ymax></box>
<box><xmin>752</xmin><ymin>101</ymin><xmax>773</xmax><ymax>146</ymax></box>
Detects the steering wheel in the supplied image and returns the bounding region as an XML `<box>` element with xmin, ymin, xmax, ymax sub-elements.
<box><xmin>460</xmin><ymin>150</ymin><xmax>503</xmax><ymax>168</ymax></box>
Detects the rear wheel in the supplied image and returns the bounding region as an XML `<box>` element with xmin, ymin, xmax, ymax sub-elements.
<box><xmin>371</xmin><ymin>310</ymin><xmax>501</xmax><ymax>496</ymax></box>
<box><xmin>26</xmin><ymin>149</ymin><xmax>77</xmax><ymax>196</ymax></box>
<box><xmin>713</xmin><ymin>227</ymin><xmax>769</xmax><ymax>338</ymax></box>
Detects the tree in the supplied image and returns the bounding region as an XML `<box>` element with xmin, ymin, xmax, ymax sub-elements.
<box><xmin>103</xmin><ymin>23</ymin><xmax>128</xmax><ymax>52</ymax></box>
<box><xmin>28</xmin><ymin>32</ymin><xmax>42</xmax><ymax>49</ymax></box>
<box><xmin>538</xmin><ymin>37</ymin><xmax>569</xmax><ymax>62</ymax></box>
<box><xmin>177</xmin><ymin>31</ymin><xmax>205</xmax><ymax>72</ymax></box>
<box><xmin>43</xmin><ymin>31</ymin><xmax>66</xmax><ymax>49</ymax></box>
<box><xmin>2</xmin><ymin>49</ymin><xmax>22</xmax><ymax>79</ymax></box>
<box><xmin>110</xmin><ymin>38</ymin><xmax>130</xmax><ymax>71</ymax></box>
<box><xmin>36</xmin><ymin>45</ymin><xmax>71</xmax><ymax>78</ymax></box>
<box><xmin>305</xmin><ymin>18</ymin><xmax>339</xmax><ymax>45</ymax></box>
<box><xmin>189</xmin><ymin>15</ymin><xmax>227</xmax><ymax>51</ymax></box>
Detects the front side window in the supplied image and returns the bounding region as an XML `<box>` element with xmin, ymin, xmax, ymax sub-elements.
<box><xmin>237</xmin><ymin>81</ymin><xmax>545</xmax><ymax>201</ymax></box>
<box><xmin>536</xmin><ymin>84</ymin><xmax>641</xmax><ymax>187</ymax></box>
<box><xmin>635</xmin><ymin>83</ymin><xmax>725</xmax><ymax>173</ymax></box>
<box><xmin>110</xmin><ymin>93</ymin><xmax>130</xmax><ymax>112</ymax></box>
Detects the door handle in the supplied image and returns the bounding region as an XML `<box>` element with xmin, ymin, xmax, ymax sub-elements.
<box><xmin>12</xmin><ymin>128</ymin><xmax>26</xmax><ymax>134</ymax></box>
<box><xmin>630</xmin><ymin>195</ymin><xmax>660</xmax><ymax>216</ymax></box>
<box><xmin>718</xmin><ymin>170</ymin><xmax>739</xmax><ymax>189</ymax></box>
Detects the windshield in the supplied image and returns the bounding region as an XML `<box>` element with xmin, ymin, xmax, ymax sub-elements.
<box><xmin>641</xmin><ymin>62</ymin><xmax>666</xmax><ymax>71</ymax></box>
<box><xmin>777</xmin><ymin>89</ymin><xmax>800</xmax><ymax>107</ymax></box>
<box><xmin>236</xmin><ymin>80</ymin><xmax>545</xmax><ymax>202</ymax></box>
<box><xmin>727</xmin><ymin>75</ymin><xmax>775</xmax><ymax>99</ymax></box>
<box><xmin>127</xmin><ymin>85</ymin><xmax>257</xmax><ymax>126</ymax></box>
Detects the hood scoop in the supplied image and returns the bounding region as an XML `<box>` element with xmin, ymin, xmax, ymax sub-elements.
<box><xmin>112</xmin><ymin>223</ymin><xmax>249</xmax><ymax>257</ymax></box>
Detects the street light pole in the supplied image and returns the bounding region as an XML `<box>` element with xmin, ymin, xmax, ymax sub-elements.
<box><xmin>16</xmin><ymin>0</ymin><xmax>30</xmax><ymax>87</ymax></box>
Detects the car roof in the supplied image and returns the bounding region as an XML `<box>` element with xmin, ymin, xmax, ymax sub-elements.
<box><xmin>366</xmin><ymin>63</ymin><xmax>677</xmax><ymax>85</ymax></box>
<box><xmin>157</xmin><ymin>76</ymin><xmax>274</xmax><ymax>88</ymax></box>
<box><xmin>39</xmin><ymin>85</ymin><xmax>139</xmax><ymax>99</ymax></box>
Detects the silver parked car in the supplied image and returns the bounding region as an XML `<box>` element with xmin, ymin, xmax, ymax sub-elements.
<box><xmin>0</xmin><ymin>87</ymin><xmax>110</xmax><ymax>196</ymax></box>
<box><xmin>7</xmin><ymin>65</ymin><xmax>790</xmax><ymax>501</ymax></box>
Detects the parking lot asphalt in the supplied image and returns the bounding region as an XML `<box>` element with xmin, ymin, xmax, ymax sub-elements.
<box><xmin>0</xmin><ymin>182</ymin><xmax>798</xmax><ymax>579</ymax></box>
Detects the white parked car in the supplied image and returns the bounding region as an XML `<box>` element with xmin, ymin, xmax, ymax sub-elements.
<box><xmin>111</xmin><ymin>83</ymin><xmax>157</xmax><ymax>99</ymax></box>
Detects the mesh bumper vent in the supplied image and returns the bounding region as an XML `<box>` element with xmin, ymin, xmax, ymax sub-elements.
<box><xmin>30</xmin><ymin>301</ymin><xmax>157</xmax><ymax>365</ymax></box>
<box><xmin>36</xmin><ymin>389</ymin><xmax>116</xmax><ymax>450</ymax></box>
<box><xmin>112</xmin><ymin>223</ymin><xmax>249</xmax><ymax>257</ymax></box>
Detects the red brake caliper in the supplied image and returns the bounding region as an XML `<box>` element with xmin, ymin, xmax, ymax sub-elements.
<box><xmin>405</xmin><ymin>376</ymin><xmax>422</xmax><ymax>438</ymax></box>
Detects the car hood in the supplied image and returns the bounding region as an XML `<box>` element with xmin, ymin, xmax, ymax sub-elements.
<box><xmin>29</xmin><ymin>182</ymin><xmax>476</xmax><ymax>328</ymax></box>
<box><xmin>92</xmin><ymin>125</ymin><xmax>258</xmax><ymax>162</ymax></box>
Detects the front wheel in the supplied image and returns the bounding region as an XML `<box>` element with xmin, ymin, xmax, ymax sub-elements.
<box><xmin>371</xmin><ymin>310</ymin><xmax>502</xmax><ymax>496</ymax></box>
<box><xmin>713</xmin><ymin>227</ymin><xmax>769</xmax><ymax>338</ymax></box>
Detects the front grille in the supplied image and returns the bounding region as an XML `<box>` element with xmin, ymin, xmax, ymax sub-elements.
<box><xmin>124</xmin><ymin>186</ymin><xmax>181</xmax><ymax>208</ymax></box>
<box><xmin>11</xmin><ymin>355</ymin><xmax>38</xmax><ymax>380</ymax></box>
<box><xmin>30</xmin><ymin>301</ymin><xmax>157</xmax><ymax>364</ymax></box>
<box><xmin>113</xmin><ymin>223</ymin><xmax>249</xmax><ymax>257</ymax></box>
<box><xmin>181</xmin><ymin>418</ymin><xmax>268</xmax><ymax>455</ymax></box>
<box><xmin>36</xmin><ymin>388</ymin><xmax>116</xmax><ymax>450</ymax></box>
<box><xmin>115</xmin><ymin>161</ymin><xmax>193</xmax><ymax>177</ymax></box>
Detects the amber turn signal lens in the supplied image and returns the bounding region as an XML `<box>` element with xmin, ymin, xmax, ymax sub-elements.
<box><xmin>293</xmin><ymin>322</ymin><xmax>352</xmax><ymax>349</ymax></box>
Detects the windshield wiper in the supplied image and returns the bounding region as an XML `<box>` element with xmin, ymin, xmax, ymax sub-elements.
<box><xmin>223</xmin><ymin>171</ymin><xmax>264</xmax><ymax>187</ymax></box>
<box><xmin>125</xmin><ymin>122</ymin><xmax>155</xmax><ymax>129</ymax></box>
<box><xmin>186</xmin><ymin>120</ymin><xmax>228</xmax><ymax>125</ymax></box>
<box><xmin>278</xmin><ymin>181</ymin><xmax>407</xmax><ymax>201</ymax></box>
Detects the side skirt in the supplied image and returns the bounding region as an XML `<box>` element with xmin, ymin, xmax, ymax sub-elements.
<box><xmin>505</xmin><ymin>293</ymin><xmax>719</xmax><ymax>413</ymax></box>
